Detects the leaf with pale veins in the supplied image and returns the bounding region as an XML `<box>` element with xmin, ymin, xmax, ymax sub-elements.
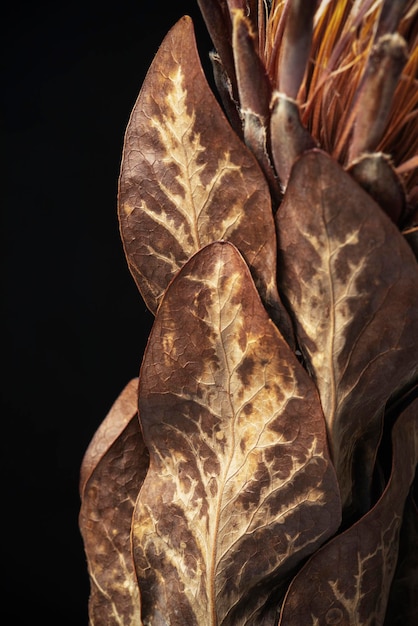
<box><xmin>278</xmin><ymin>398</ymin><xmax>418</xmax><ymax>626</ymax></box>
<box><xmin>132</xmin><ymin>241</ymin><xmax>340</xmax><ymax>625</ymax></box>
<box><xmin>118</xmin><ymin>15</ymin><xmax>293</xmax><ymax>343</ymax></box>
<box><xmin>79</xmin><ymin>379</ymin><xmax>148</xmax><ymax>626</ymax></box>
<box><xmin>276</xmin><ymin>149</ymin><xmax>418</xmax><ymax>515</ymax></box>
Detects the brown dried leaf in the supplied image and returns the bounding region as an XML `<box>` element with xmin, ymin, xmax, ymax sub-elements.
<box><xmin>276</xmin><ymin>149</ymin><xmax>418</xmax><ymax>514</ymax></box>
<box><xmin>231</xmin><ymin>9</ymin><xmax>282</xmax><ymax>207</ymax></box>
<box><xmin>118</xmin><ymin>15</ymin><xmax>285</xmax><ymax>336</ymax></box>
<box><xmin>278</xmin><ymin>398</ymin><xmax>418</xmax><ymax>626</ymax></box>
<box><xmin>132</xmin><ymin>241</ymin><xmax>341</xmax><ymax>626</ymax></box>
<box><xmin>79</xmin><ymin>379</ymin><xmax>149</xmax><ymax>626</ymax></box>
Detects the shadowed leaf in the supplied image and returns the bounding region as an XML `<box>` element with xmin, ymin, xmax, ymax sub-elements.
<box><xmin>231</xmin><ymin>9</ymin><xmax>281</xmax><ymax>207</ymax></box>
<box><xmin>278</xmin><ymin>398</ymin><xmax>418</xmax><ymax>626</ymax></box>
<box><xmin>118</xmin><ymin>15</ymin><xmax>290</xmax><ymax>340</ymax></box>
<box><xmin>347</xmin><ymin>152</ymin><xmax>406</xmax><ymax>224</ymax></box>
<box><xmin>197</xmin><ymin>0</ymin><xmax>238</xmax><ymax>103</ymax></box>
<box><xmin>276</xmin><ymin>149</ymin><xmax>418</xmax><ymax>515</ymax></box>
<box><xmin>132</xmin><ymin>241</ymin><xmax>341</xmax><ymax>626</ymax></box>
<box><xmin>384</xmin><ymin>482</ymin><xmax>418</xmax><ymax>625</ymax></box>
<box><xmin>210</xmin><ymin>49</ymin><xmax>244</xmax><ymax>138</ymax></box>
<box><xmin>79</xmin><ymin>379</ymin><xmax>149</xmax><ymax>626</ymax></box>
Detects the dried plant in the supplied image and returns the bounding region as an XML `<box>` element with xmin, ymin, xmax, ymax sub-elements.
<box><xmin>79</xmin><ymin>1</ymin><xmax>418</xmax><ymax>624</ymax></box>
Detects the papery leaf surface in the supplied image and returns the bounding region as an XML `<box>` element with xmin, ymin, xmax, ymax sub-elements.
<box><xmin>278</xmin><ymin>398</ymin><xmax>418</xmax><ymax>626</ymax></box>
<box><xmin>276</xmin><ymin>149</ymin><xmax>418</xmax><ymax>513</ymax></box>
<box><xmin>132</xmin><ymin>241</ymin><xmax>341</xmax><ymax>626</ymax></box>
<box><xmin>79</xmin><ymin>379</ymin><xmax>148</xmax><ymax>626</ymax></box>
<box><xmin>118</xmin><ymin>16</ymin><xmax>288</xmax><ymax>338</ymax></box>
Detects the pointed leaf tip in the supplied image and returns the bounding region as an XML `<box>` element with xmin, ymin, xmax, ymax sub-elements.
<box><xmin>118</xmin><ymin>15</ymin><xmax>285</xmax><ymax>334</ymax></box>
<box><xmin>133</xmin><ymin>241</ymin><xmax>341</xmax><ymax>625</ymax></box>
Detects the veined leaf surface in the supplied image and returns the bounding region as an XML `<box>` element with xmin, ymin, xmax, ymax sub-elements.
<box><xmin>117</xmin><ymin>16</ymin><xmax>289</xmax><ymax>339</ymax></box>
<box><xmin>79</xmin><ymin>379</ymin><xmax>148</xmax><ymax>626</ymax></box>
<box><xmin>275</xmin><ymin>149</ymin><xmax>418</xmax><ymax>513</ymax></box>
<box><xmin>278</xmin><ymin>398</ymin><xmax>418</xmax><ymax>626</ymax></box>
<box><xmin>132</xmin><ymin>241</ymin><xmax>341</xmax><ymax>625</ymax></box>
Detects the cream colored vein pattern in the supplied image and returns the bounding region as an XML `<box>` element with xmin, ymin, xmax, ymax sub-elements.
<box><xmin>276</xmin><ymin>150</ymin><xmax>418</xmax><ymax>511</ymax></box>
<box><xmin>327</xmin><ymin>517</ymin><xmax>400</xmax><ymax>625</ymax></box>
<box><xmin>294</xmin><ymin>221</ymin><xmax>363</xmax><ymax>425</ymax></box>
<box><xmin>134</xmin><ymin>243</ymin><xmax>340</xmax><ymax>625</ymax></box>
<box><xmin>140</xmin><ymin>66</ymin><xmax>242</xmax><ymax>253</ymax></box>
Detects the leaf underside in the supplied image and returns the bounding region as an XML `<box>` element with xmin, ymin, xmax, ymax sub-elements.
<box><xmin>132</xmin><ymin>241</ymin><xmax>341</xmax><ymax>626</ymax></box>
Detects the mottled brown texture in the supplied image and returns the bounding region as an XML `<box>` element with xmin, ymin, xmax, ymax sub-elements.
<box><xmin>133</xmin><ymin>241</ymin><xmax>340</xmax><ymax>625</ymax></box>
<box><xmin>79</xmin><ymin>379</ymin><xmax>149</xmax><ymax>626</ymax></box>
<box><xmin>117</xmin><ymin>16</ymin><xmax>293</xmax><ymax>343</ymax></box>
<box><xmin>276</xmin><ymin>149</ymin><xmax>418</xmax><ymax>515</ymax></box>
<box><xmin>278</xmin><ymin>397</ymin><xmax>418</xmax><ymax>626</ymax></box>
<box><xmin>80</xmin><ymin>3</ymin><xmax>418</xmax><ymax>624</ymax></box>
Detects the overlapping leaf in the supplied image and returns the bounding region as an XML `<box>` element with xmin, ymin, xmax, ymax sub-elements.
<box><xmin>275</xmin><ymin>149</ymin><xmax>418</xmax><ymax>514</ymax></box>
<box><xmin>79</xmin><ymin>379</ymin><xmax>148</xmax><ymax>626</ymax></box>
<box><xmin>278</xmin><ymin>397</ymin><xmax>418</xmax><ymax>625</ymax></box>
<box><xmin>231</xmin><ymin>9</ymin><xmax>281</xmax><ymax>206</ymax></box>
<box><xmin>117</xmin><ymin>16</ymin><xmax>293</xmax><ymax>342</ymax></box>
<box><xmin>132</xmin><ymin>241</ymin><xmax>341</xmax><ymax>626</ymax></box>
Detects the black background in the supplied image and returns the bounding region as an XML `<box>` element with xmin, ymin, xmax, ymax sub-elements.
<box><xmin>2</xmin><ymin>2</ymin><xmax>212</xmax><ymax>622</ymax></box>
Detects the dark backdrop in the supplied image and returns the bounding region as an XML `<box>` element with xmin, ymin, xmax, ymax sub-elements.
<box><xmin>2</xmin><ymin>2</ymin><xmax>212</xmax><ymax>622</ymax></box>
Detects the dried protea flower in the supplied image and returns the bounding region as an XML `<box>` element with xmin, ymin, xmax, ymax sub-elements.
<box><xmin>79</xmin><ymin>2</ymin><xmax>418</xmax><ymax>624</ymax></box>
<box><xmin>202</xmin><ymin>0</ymin><xmax>418</xmax><ymax>219</ymax></box>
